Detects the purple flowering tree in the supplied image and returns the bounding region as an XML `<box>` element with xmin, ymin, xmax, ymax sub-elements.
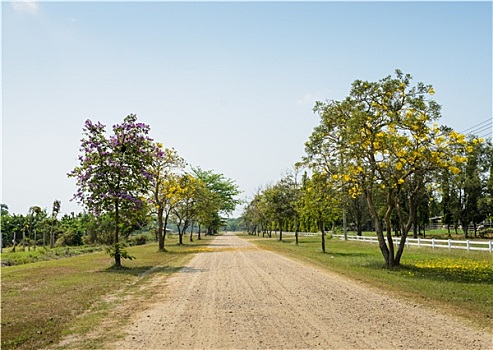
<box><xmin>69</xmin><ymin>114</ymin><xmax>155</xmax><ymax>267</ymax></box>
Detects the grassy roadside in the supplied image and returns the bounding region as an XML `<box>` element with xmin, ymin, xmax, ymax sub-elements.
<box><xmin>239</xmin><ymin>233</ymin><xmax>493</xmax><ymax>329</ymax></box>
<box><xmin>1</xmin><ymin>234</ymin><xmax>215</xmax><ymax>350</ymax></box>
<box><xmin>1</xmin><ymin>246</ymin><xmax>104</xmax><ymax>266</ymax></box>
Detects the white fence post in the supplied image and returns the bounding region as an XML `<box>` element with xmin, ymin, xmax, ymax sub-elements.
<box><xmin>448</xmin><ymin>239</ymin><xmax>452</xmax><ymax>251</ymax></box>
<box><xmin>467</xmin><ymin>240</ymin><xmax>470</xmax><ymax>251</ymax></box>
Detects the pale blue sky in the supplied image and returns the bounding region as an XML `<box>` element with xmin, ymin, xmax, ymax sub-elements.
<box><xmin>2</xmin><ymin>1</ymin><xmax>492</xmax><ymax>217</ymax></box>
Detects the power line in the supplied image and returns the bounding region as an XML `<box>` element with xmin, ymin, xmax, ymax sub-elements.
<box><xmin>470</xmin><ymin>124</ymin><xmax>492</xmax><ymax>135</ymax></box>
<box><xmin>460</xmin><ymin>118</ymin><xmax>492</xmax><ymax>134</ymax></box>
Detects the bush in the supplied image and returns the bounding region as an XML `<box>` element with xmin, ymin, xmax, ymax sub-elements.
<box><xmin>479</xmin><ymin>228</ymin><xmax>493</xmax><ymax>239</ymax></box>
<box><xmin>55</xmin><ymin>229</ymin><xmax>83</xmax><ymax>246</ymax></box>
<box><xmin>127</xmin><ymin>233</ymin><xmax>152</xmax><ymax>246</ymax></box>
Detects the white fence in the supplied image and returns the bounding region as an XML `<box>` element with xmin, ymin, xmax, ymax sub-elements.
<box><xmin>333</xmin><ymin>234</ymin><xmax>493</xmax><ymax>253</ymax></box>
<box><xmin>281</xmin><ymin>231</ymin><xmax>318</xmax><ymax>237</ymax></box>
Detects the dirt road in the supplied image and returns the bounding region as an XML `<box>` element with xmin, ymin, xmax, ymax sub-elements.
<box><xmin>109</xmin><ymin>232</ymin><xmax>491</xmax><ymax>349</ymax></box>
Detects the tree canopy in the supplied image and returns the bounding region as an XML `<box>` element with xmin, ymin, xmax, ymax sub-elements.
<box><xmin>68</xmin><ymin>114</ymin><xmax>156</xmax><ymax>266</ymax></box>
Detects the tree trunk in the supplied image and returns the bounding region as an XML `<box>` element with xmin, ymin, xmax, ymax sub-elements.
<box><xmin>357</xmin><ymin>225</ymin><xmax>362</xmax><ymax>236</ymax></box>
<box><xmin>177</xmin><ymin>222</ymin><xmax>184</xmax><ymax>245</ymax></box>
<box><xmin>198</xmin><ymin>224</ymin><xmax>201</xmax><ymax>240</ymax></box>
<box><xmin>343</xmin><ymin>207</ymin><xmax>348</xmax><ymax>241</ymax></box>
<box><xmin>114</xmin><ymin>199</ymin><xmax>121</xmax><ymax>267</ymax></box>
<box><xmin>13</xmin><ymin>230</ymin><xmax>17</xmax><ymax>252</ymax></box>
<box><xmin>320</xmin><ymin>220</ymin><xmax>326</xmax><ymax>253</ymax></box>
<box><xmin>462</xmin><ymin>220</ymin><xmax>469</xmax><ymax>238</ymax></box>
<box><xmin>365</xmin><ymin>189</ymin><xmax>391</xmax><ymax>268</ymax></box>
<box><xmin>395</xmin><ymin>200</ymin><xmax>414</xmax><ymax>267</ymax></box>
<box><xmin>384</xmin><ymin>207</ymin><xmax>395</xmax><ymax>268</ymax></box>
<box><xmin>190</xmin><ymin>221</ymin><xmax>194</xmax><ymax>242</ymax></box>
<box><xmin>295</xmin><ymin>217</ymin><xmax>299</xmax><ymax>246</ymax></box>
<box><xmin>164</xmin><ymin>213</ymin><xmax>170</xmax><ymax>242</ymax></box>
<box><xmin>157</xmin><ymin>207</ymin><xmax>165</xmax><ymax>251</ymax></box>
<box><xmin>50</xmin><ymin>219</ymin><xmax>55</xmax><ymax>249</ymax></box>
<box><xmin>279</xmin><ymin>221</ymin><xmax>283</xmax><ymax>241</ymax></box>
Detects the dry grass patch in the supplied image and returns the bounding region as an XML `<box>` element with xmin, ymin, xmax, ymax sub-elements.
<box><xmin>1</xmin><ymin>235</ymin><xmax>215</xmax><ymax>350</ymax></box>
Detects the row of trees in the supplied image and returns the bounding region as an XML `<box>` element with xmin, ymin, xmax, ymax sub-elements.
<box><xmin>242</xmin><ymin>70</ymin><xmax>492</xmax><ymax>269</ymax></box>
<box><xmin>69</xmin><ymin>114</ymin><xmax>240</xmax><ymax>266</ymax></box>
<box><xmin>0</xmin><ymin>204</ymin><xmax>124</xmax><ymax>253</ymax></box>
<box><xmin>2</xmin><ymin>115</ymin><xmax>240</xmax><ymax>267</ymax></box>
<box><xmin>1</xmin><ymin>201</ymin><xmax>63</xmax><ymax>252</ymax></box>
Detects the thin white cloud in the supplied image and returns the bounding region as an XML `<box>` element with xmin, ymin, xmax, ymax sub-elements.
<box><xmin>11</xmin><ymin>1</ymin><xmax>39</xmax><ymax>14</ymax></box>
<box><xmin>296</xmin><ymin>92</ymin><xmax>325</xmax><ymax>107</ymax></box>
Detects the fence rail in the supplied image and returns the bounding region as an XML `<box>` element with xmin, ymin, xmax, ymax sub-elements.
<box><xmin>282</xmin><ymin>232</ymin><xmax>319</xmax><ymax>237</ymax></box>
<box><xmin>332</xmin><ymin>234</ymin><xmax>493</xmax><ymax>253</ymax></box>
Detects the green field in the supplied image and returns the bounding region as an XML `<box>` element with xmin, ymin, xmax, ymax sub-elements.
<box><xmin>240</xmin><ymin>233</ymin><xmax>493</xmax><ymax>329</ymax></box>
<box><xmin>1</xmin><ymin>235</ymin><xmax>213</xmax><ymax>350</ymax></box>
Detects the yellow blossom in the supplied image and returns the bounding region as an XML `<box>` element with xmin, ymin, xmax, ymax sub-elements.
<box><xmin>448</xmin><ymin>166</ymin><xmax>461</xmax><ymax>175</ymax></box>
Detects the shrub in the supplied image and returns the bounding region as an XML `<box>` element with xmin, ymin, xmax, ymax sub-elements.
<box><xmin>479</xmin><ymin>228</ymin><xmax>493</xmax><ymax>239</ymax></box>
<box><xmin>127</xmin><ymin>233</ymin><xmax>152</xmax><ymax>246</ymax></box>
<box><xmin>55</xmin><ymin>229</ymin><xmax>83</xmax><ymax>246</ymax></box>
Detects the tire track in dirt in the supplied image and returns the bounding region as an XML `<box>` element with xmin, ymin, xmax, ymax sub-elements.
<box><xmin>108</xmin><ymin>232</ymin><xmax>492</xmax><ymax>349</ymax></box>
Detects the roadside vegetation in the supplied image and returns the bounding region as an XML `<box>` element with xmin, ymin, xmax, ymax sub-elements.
<box><xmin>243</xmin><ymin>70</ymin><xmax>492</xmax><ymax>271</ymax></box>
<box><xmin>1</xmin><ymin>245</ymin><xmax>103</xmax><ymax>266</ymax></box>
<box><xmin>1</xmin><ymin>235</ymin><xmax>215</xmax><ymax>350</ymax></box>
<box><xmin>240</xmin><ymin>233</ymin><xmax>493</xmax><ymax>329</ymax></box>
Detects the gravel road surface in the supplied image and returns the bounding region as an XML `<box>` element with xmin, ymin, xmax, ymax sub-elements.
<box><xmin>108</xmin><ymin>232</ymin><xmax>492</xmax><ymax>349</ymax></box>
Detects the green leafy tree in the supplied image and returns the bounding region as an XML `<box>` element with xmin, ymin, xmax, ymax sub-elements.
<box><xmin>299</xmin><ymin>172</ymin><xmax>340</xmax><ymax>253</ymax></box>
<box><xmin>347</xmin><ymin>194</ymin><xmax>371</xmax><ymax>236</ymax></box>
<box><xmin>1</xmin><ymin>204</ymin><xmax>9</xmax><ymax>252</ymax></box>
<box><xmin>242</xmin><ymin>190</ymin><xmax>269</xmax><ymax>236</ymax></box>
<box><xmin>28</xmin><ymin>206</ymin><xmax>43</xmax><ymax>251</ymax></box>
<box><xmin>68</xmin><ymin>114</ymin><xmax>155</xmax><ymax>267</ymax></box>
<box><xmin>481</xmin><ymin>141</ymin><xmax>493</xmax><ymax>223</ymax></box>
<box><xmin>49</xmin><ymin>200</ymin><xmax>61</xmax><ymax>248</ymax></box>
<box><xmin>456</xmin><ymin>137</ymin><xmax>488</xmax><ymax>237</ymax></box>
<box><xmin>192</xmin><ymin>167</ymin><xmax>241</xmax><ymax>234</ymax></box>
<box><xmin>262</xmin><ymin>176</ymin><xmax>298</xmax><ymax>242</ymax></box>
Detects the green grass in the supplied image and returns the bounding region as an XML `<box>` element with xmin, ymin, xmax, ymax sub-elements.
<box><xmin>1</xmin><ymin>246</ymin><xmax>104</xmax><ymax>266</ymax></box>
<box><xmin>240</xmin><ymin>233</ymin><xmax>493</xmax><ymax>329</ymax></box>
<box><xmin>1</xmin><ymin>234</ymin><xmax>213</xmax><ymax>350</ymax></box>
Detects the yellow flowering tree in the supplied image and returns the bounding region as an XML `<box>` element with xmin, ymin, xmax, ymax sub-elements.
<box><xmin>304</xmin><ymin>70</ymin><xmax>469</xmax><ymax>268</ymax></box>
<box><xmin>148</xmin><ymin>145</ymin><xmax>185</xmax><ymax>251</ymax></box>
<box><xmin>170</xmin><ymin>173</ymin><xmax>207</xmax><ymax>245</ymax></box>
